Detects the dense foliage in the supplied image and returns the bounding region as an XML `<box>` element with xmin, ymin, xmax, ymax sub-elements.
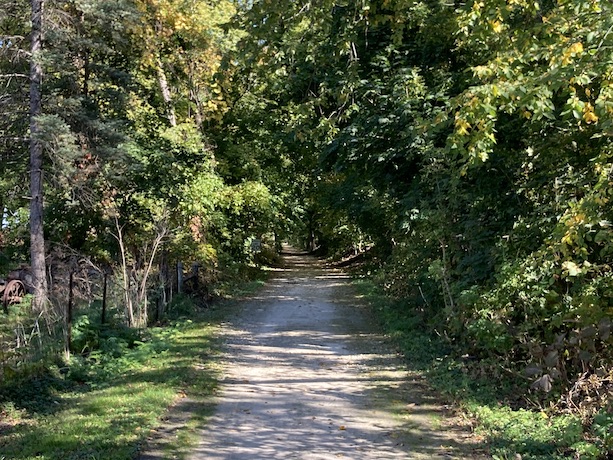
<box><xmin>1</xmin><ymin>0</ymin><xmax>613</xmax><ymax>457</ymax></box>
<box><xmin>0</xmin><ymin>0</ymin><xmax>279</xmax><ymax>322</ymax></box>
<box><xmin>222</xmin><ymin>0</ymin><xmax>613</xmax><ymax>455</ymax></box>
<box><xmin>0</xmin><ymin>0</ymin><xmax>280</xmax><ymax>411</ymax></box>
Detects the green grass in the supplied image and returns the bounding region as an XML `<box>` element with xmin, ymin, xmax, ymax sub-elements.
<box><xmin>0</xmin><ymin>263</ymin><xmax>269</xmax><ymax>460</ymax></box>
<box><xmin>352</xmin><ymin>278</ymin><xmax>607</xmax><ymax>460</ymax></box>
<box><xmin>472</xmin><ymin>406</ymin><xmax>599</xmax><ymax>460</ymax></box>
<box><xmin>220</xmin><ymin>278</ymin><xmax>267</xmax><ymax>299</ymax></box>
<box><xmin>0</xmin><ymin>318</ymin><xmax>221</xmax><ymax>460</ymax></box>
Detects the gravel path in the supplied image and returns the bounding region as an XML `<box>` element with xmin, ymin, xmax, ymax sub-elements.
<box><xmin>186</xmin><ymin>248</ymin><xmax>483</xmax><ymax>459</ymax></box>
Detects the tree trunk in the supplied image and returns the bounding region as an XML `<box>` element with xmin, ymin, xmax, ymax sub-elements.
<box><xmin>187</xmin><ymin>64</ymin><xmax>204</xmax><ymax>129</ymax></box>
<box><xmin>114</xmin><ymin>216</ymin><xmax>134</xmax><ymax>326</ymax></box>
<box><xmin>29</xmin><ymin>0</ymin><xmax>48</xmax><ymax>312</ymax></box>
<box><xmin>156</xmin><ymin>56</ymin><xmax>177</xmax><ymax>127</ymax></box>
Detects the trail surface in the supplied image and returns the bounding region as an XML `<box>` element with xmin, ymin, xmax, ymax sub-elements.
<box><xmin>187</xmin><ymin>248</ymin><xmax>482</xmax><ymax>459</ymax></box>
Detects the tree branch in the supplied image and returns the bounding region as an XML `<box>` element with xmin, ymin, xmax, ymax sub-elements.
<box><xmin>0</xmin><ymin>73</ymin><xmax>30</xmax><ymax>79</ymax></box>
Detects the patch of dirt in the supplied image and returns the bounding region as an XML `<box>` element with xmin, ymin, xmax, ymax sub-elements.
<box><xmin>140</xmin><ymin>247</ymin><xmax>487</xmax><ymax>459</ymax></box>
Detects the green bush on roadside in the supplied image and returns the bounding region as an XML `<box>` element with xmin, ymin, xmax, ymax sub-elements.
<box><xmin>354</xmin><ymin>277</ymin><xmax>612</xmax><ymax>459</ymax></box>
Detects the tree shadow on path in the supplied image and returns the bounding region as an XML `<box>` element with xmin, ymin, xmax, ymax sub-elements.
<box><xmin>143</xmin><ymin>246</ymin><xmax>487</xmax><ymax>460</ymax></box>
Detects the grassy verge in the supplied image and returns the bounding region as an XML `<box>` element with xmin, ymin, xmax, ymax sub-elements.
<box><xmin>0</xmin><ymin>316</ymin><xmax>220</xmax><ymax>460</ymax></box>
<box><xmin>353</xmin><ymin>278</ymin><xmax>607</xmax><ymax>460</ymax></box>
<box><xmin>0</xmin><ymin>262</ymin><xmax>271</xmax><ymax>460</ymax></box>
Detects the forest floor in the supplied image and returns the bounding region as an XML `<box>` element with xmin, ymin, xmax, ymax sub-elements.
<box><xmin>140</xmin><ymin>247</ymin><xmax>486</xmax><ymax>459</ymax></box>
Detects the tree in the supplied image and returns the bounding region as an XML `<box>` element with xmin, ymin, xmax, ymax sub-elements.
<box><xmin>29</xmin><ymin>0</ymin><xmax>47</xmax><ymax>311</ymax></box>
<box><xmin>222</xmin><ymin>0</ymin><xmax>613</xmax><ymax>409</ymax></box>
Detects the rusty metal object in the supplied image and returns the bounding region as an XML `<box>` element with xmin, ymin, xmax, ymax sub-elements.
<box><xmin>0</xmin><ymin>266</ymin><xmax>33</xmax><ymax>313</ymax></box>
<box><xmin>2</xmin><ymin>279</ymin><xmax>25</xmax><ymax>312</ymax></box>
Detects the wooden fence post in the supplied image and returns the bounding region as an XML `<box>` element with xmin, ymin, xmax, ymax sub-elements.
<box><xmin>101</xmin><ymin>272</ymin><xmax>108</xmax><ymax>325</ymax></box>
<box><xmin>177</xmin><ymin>262</ymin><xmax>183</xmax><ymax>293</ymax></box>
<box><xmin>66</xmin><ymin>272</ymin><xmax>74</xmax><ymax>357</ymax></box>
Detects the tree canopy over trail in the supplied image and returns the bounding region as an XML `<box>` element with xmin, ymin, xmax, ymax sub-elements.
<box><xmin>1</xmin><ymin>0</ymin><xmax>613</xmax><ymax>455</ymax></box>
<box><xmin>221</xmin><ymin>0</ymin><xmax>613</xmax><ymax>410</ymax></box>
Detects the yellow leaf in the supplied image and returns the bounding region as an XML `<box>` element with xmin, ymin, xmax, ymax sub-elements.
<box><xmin>455</xmin><ymin>117</ymin><xmax>471</xmax><ymax>135</ymax></box>
<box><xmin>583</xmin><ymin>103</ymin><xmax>599</xmax><ymax>124</ymax></box>
<box><xmin>562</xmin><ymin>42</ymin><xmax>584</xmax><ymax>65</ymax></box>
<box><xmin>491</xmin><ymin>20</ymin><xmax>503</xmax><ymax>33</ymax></box>
<box><xmin>561</xmin><ymin>232</ymin><xmax>573</xmax><ymax>245</ymax></box>
<box><xmin>569</xmin><ymin>42</ymin><xmax>584</xmax><ymax>54</ymax></box>
<box><xmin>584</xmin><ymin>111</ymin><xmax>599</xmax><ymax>123</ymax></box>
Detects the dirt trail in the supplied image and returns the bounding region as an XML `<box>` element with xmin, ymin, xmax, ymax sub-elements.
<box><xmin>183</xmin><ymin>247</ymin><xmax>483</xmax><ymax>459</ymax></box>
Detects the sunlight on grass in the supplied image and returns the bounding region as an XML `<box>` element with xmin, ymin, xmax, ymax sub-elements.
<box><xmin>0</xmin><ymin>320</ymin><xmax>220</xmax><ymax>460</ymax></box>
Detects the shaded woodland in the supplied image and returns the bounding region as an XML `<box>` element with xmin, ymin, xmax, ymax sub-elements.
<box><xmin>1</xmin><ymin>0</ymin><xmax>612</xmax><ymax>457</ymax></box>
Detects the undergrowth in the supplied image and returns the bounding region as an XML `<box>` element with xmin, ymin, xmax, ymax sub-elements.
<box><xmin>0</xmin><ymin>261</ymin><xmax>270</xmax><ymax>460</ymax></box>
<box><xmin>0</xmin><ymin>306</ymin><xmax>222</xmax><ymax>459</ymax></box>
<box><xmin>353</xmin><ymin>277</ymin><xmax>612</xmax><ymax>460</ymax></box>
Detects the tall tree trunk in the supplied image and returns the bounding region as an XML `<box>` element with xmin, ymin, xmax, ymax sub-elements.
<box><xmin>187</xmin><ymin>64</ymin><xmax>204</xmax><ymax>129</ymax></box>
<box><xmin>156</xmin><ymin>56</ymin><xmax>176</xmax><ymax>127</ymax></box>
<box><xmin>30</xmin><ymin>0</ymin><xmax>48</xmax><ymax>311</ymax></box>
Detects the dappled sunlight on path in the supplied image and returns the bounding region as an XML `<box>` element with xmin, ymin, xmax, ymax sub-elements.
<box><xmin>188</xmin><ymin>248</ymin><xmax>480</xmax><ymax>459</ymax></box>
